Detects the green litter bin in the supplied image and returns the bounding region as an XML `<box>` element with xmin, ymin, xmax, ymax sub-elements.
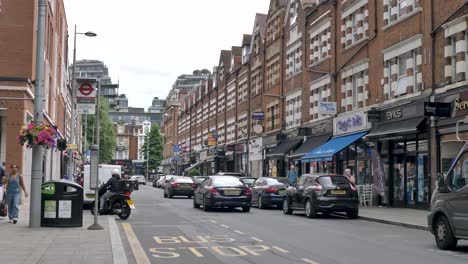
<box><xmin>41</xmin><ymin>180</ymin><xmax>83</xmax><ymax>227</ymax></box>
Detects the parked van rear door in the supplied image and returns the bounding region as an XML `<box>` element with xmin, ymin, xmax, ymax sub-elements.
<box><xmin>446</xmin><ymin>152</ymin><xmax>468</xmax><ymax>236</ymax></box>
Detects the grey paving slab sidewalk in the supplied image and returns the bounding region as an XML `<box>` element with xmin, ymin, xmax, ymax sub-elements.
<box><xmin>0</xmin><ymin>202</ymin><xmax>124</xmax><ymax>264</ymax></box>
<box><xmin>359</xmin><ymin>206</ymin><xmax>429</xmax><ymax>230</ymax></box>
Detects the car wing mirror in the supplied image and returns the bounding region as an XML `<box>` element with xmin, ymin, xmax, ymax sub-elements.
<box><xmin>437</xmin><ymin>173</ymin><xmax>447</xmax><ymax>192</ymax></box>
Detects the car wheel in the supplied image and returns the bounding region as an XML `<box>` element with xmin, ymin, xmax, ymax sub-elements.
<box><xmin>435</xmin><ymin>215</ymin><xmax>458</xmax><ymax>250</ymax></box>
<box><xmin>168</xmin><ymin>191</ymin><xmax>173</xmax><ymax>198</ymax></box>
<box><xmin>283</xmin><ymin>199</ymin><xmax>293</xmax><ymax>215</ymax></box>
<box><xmin>258</xmin><ymin>196</ymin><xmax>266</xmax><ymax>209</ymax></box>
<box><xmin>188</xmin><ymin>195</ymin><xmax>192</xmax><ymax>199</ymax></box>
<box><xmin>304</xmin><ymin>199</ymin><xmax>317</xmax><ymax>218</ymax></box>
<box><xmin>346</xmin><ymin>209</ymin><xmax>359</xmax><ymax>219</ymax></box>
<box><xmin>242</xmin><ymin>206</ymin><xmax>251</xmax><ymax>213</ymax></box>
<box><xmin>203</xmin><ymin>197</ymin><xmax>211</xmax><ymax>212</ymax></box>
<box><xmin>193</xmin><ymin>197</ymin><xmax>200</xmax><ymax>208</ymax></box>
<box><xmin>163</xmin><ymin>190</ymin><xmax>168</xmax><ymax>198</ymax></box>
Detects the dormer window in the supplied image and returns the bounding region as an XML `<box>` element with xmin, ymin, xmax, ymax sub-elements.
<box><xmin>242</xmin><ymin>45</ymin><xmax>250</xmax><ymax>64</ymax></box>
<box><xmin>230</xmin><ymin>55</ymin><xmax>235</xmax><ymax>72</ymax></box>
<box><xmin>290</xmin><ymin>2</ymin><xmax>298</xmax><ymax>26</ymax></box>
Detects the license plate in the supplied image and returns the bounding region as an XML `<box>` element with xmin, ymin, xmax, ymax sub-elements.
<box><xmin>127</xmin><ymin>200</ymin><xmax>134</xmax><ymax>206</ymax></box>
<box><xmin>330</xmin><ymin>190</ymin><xmax>347</xmax><ymax>195</ymax></box>
<box><xmin>224</xmin><ymin>190</ymin><xmax>240</xmax><ymax>195</ymax></box>
<box><xmin>181</xmin><ymin>184</ymin><xmax>192</xmax><ymax>188</ymax></box>
<box><xmin>86</xmin><ymin>194</ymin><xmax>95</xmax><ymax>199</ymax></box>
<box><xmin>278</xmin><ymin>190</ymin><xmax>286</xmax><ymax>194</ymax></box>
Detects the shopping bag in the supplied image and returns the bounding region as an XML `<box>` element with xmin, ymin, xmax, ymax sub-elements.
<box><xmin>0</xmin><ymin>193</ymin><xmax>7</xmax><ymax>217</ymax></box>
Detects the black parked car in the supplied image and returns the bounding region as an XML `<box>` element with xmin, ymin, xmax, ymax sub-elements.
<box><xmin>283</xmin><ymin>174</ymin><xmax>359</xmax><ymax>218</ymax></box>
<box><xmin>251</xmin><ymin>177</ymin><xmax>290</xmax><ymax>209</ymax></box>
<box><xmin>164</xmin><ymin>177</ymin><xmax>195</xmax><ymax>198</ymax></box>
<box><xmin>193</xmin><ymin>176</ymin><xmax>251</xmax><ymax>212</ymax></box>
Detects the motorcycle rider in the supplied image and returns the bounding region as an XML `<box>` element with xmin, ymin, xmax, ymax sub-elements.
<box><xmin>99</xmin><ymin>169</ymin><xmax>121</xmax><ymax>213</ymax></box>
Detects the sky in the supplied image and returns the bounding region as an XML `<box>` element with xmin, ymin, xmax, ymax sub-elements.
<box><xmin>64</xmin><ymin>0</ymin><xmax>271</xmax><ymax>108</ymax></box>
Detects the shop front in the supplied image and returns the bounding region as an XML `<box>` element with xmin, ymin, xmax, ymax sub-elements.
<box><xmin>248</xmin><ymin>137</ymin><xmax>263</xmax><ymax>177</ymax></box>
<box><xmin>263</xmin><ymin>133</ymin><xmax>278</xmax><ymax>177</ymax></box>
<box><xmin>436</xmin><ymin>87</ymin><xmax>468</xmax><ymax>174</ymax></box>
<box><xmin>366</xmin><ymin>100</ymin><xmax>430</xmax><ymax>209</ymax></box>
<box><xmin>288</xmin><ymin>119</ymin><xmax>333</xmax><ymax>175</ymax></box>
<box><xmin>301</xmin><ymin>110</ymin><xmax>371</xmax><ymax>178</ymax></box>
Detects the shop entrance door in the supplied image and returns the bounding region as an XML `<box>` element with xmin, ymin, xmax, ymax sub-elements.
<box><xmin>392</xmin><ymin>141</ymin><xmax>405</xmax><ymax>208</ymax></box>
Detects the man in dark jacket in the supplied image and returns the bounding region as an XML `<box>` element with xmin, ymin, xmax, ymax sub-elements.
<box><xmin>99</xmin><ymin>169</ymin><xmax>121</xmax><ymax>212</ymax></box>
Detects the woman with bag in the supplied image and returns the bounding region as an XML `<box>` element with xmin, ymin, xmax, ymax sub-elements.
<box><xmin>3</xmin><ymin>164</ymin><xmax>28</xmax><ymax>224</ymax></box>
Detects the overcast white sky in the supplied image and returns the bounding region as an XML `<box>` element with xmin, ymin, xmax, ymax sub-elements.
<box><xmin>64</xmin><ymin>0</ymin><xmax>271</xmax><ymax>108</ymax></box>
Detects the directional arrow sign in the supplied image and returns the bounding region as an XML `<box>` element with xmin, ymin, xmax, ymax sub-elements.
<box><xmin>41</xmin><ymin>183</ymin><xmax>55</xmax><ymax>195</ymax></box>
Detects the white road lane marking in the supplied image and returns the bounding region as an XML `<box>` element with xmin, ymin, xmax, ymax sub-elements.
<box><xmin>233</xmin><ymin>230</ymin><xmax>245</xmax><ymax>235</ymax></box>
<box><xmin>220</xmin><ymin>224</ymin><xmax>230</xmax><ymax>228</ymax></box>
<box><xmin>108</xmin><ymin>216</ymin><xmax>128</xmax><ymax>264</ymax></box>
<box><xmin>250</xmin><ymin>237</ymin><xmax>264</xmax><ymax>242</ymax></box>
<box><xmin>122</xmin><ymin>223</ymin><xmax>151</xmax><ymax>264</ymax></box>
<box><xmin>302</xmin><ymin>258</ymin><xmax>320</xmax><ymax>264</ymax></box>
<box><xmin>272</xmin><ymin>246</ymin><xmax>289</xmax><ymax>253</ymax></box>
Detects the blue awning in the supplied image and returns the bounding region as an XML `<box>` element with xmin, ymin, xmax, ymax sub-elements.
<box><xmin>301</xmin><ymin>131</ymin><xmax>368</xmax><ymax>163</ymax></box>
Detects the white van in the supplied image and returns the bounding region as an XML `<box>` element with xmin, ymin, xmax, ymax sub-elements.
<box><xmin>83</xmin><ymin>164</ymin><xmax>122</xmax><ymax>204</ymax></box>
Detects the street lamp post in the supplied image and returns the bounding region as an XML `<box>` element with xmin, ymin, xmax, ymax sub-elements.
<box><xmin>146</xmin><ymin>135</ymin><xmax>149</xmax><ymax>182</ymax></box>
<box><xmin>68</xmin><ymin>25</ymin><xmax>96</xmax><ymax>180</ymax></box>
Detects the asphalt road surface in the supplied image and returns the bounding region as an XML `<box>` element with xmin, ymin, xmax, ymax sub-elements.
<box><xmin>117</xmin><ymin>184</ymin><xmax>468</xmax><ymax>264</ymax></box>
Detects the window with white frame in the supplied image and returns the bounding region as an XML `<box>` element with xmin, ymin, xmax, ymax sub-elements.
<box><xmin>237</xmin><ymin>114</ymin><xmax>248</xmax><ymax>140</ymax></box>
<box><xmin>251</xmin><ymin>71</ymin><xmax>262</xmax><ymax>96</ymax></box>
<box><xmin>267</xmin><ymin>15</ymin><xmax>281</xmax><ymax>45</ymax></box>
<box><xmin>227</xmin><ymin>83</ymin><xmax>236</xmax><ymax>110</ymax></box>
<box><xmin>442</xmin><ymin>17</ymin><xmax>468</xmax><ymax>84</ymax></box>
<box><xmin>309</xmin><ymin>76</ymin><xmax>331</xmax><ymax>120</ymax></box>
<box><xmin>341</xmin><ymin>60</ymin><xmax>369</xmax><ymax>111</ymax></box>
<box><xmin>218</xmin><ymin>93</ymin><xmax>225</xmax><ymax>114</ymax></box>
<box><xmin>267</xmin><ymin>60</ymin><xmax>280</xmax><ymax>88</ymax></box>
<box><xmin>242</xmin><ymin>45</ymin><xmax>250</xmax><ymax>64</ymax></box>
<box><xmin>383</xmin><ymin>0</ymin><xmax>420</xmax><ymax>27</ymax></box>
<box><xmin>341</xmin><ymin>1</ymin><xmax>368</xmax><ymax>48</ymax></box>
<box><xmin>196</xmin><ymin>107</ymin><xmax>202</xmax><ymax>122</ymax></box>
<box><xmin>238</xmin><ymin>79</ymin><xmax>248</xmax><ymax>103</ymax></box>
<box><xmin>352</xmin><ymin>76</ymin><xmax>359</xmax><ymax>109</ymax></box>
<box><xmin>285</xmin><ymin>91</ymin><xmax>302</xmax><ymax>129</ymax></box>
<box><xmin>286</xmin><ymin>47</ymin><xmax>302</xmax><ymax>78</ymax></box>
<box><xmin>309</xmin><ymin>17</ymin><xmax>331</xmax><ymax>64</ymax></box>
<box><xmin>266</xmin><ymin>102</ymin><xmax>280</xmax><ymax>131</ymax></box>
<box><xmin>227</xmin><ymin>119</ymin><xmax>236</xmax><ymax>143</ymax></box>
<box><xmin>202</xmin><ymin>102</ymin><xmax>209</xmax><ymax>122</ymax></box>
<box><xmin>290</xmin><ymin>1</ymin><xmax>298</xmax><ymax>26</ymax></box>
<box><xmin>218</xmin><ymin>123</ymin><xmax>225</xmax><ymax>145</ymax></box>
<box><xmin>209</xmin><ymin>98</ymin><xmax>217</xmax><ymax>118</ymax></box>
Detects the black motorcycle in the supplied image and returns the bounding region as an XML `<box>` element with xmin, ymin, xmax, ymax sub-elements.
<box><xmin>90</xmin><ymin>181</ymin><xmax>135</xmax><ymax>220</ymax></box>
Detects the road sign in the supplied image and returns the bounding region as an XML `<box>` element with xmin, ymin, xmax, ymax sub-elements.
<box><xmin>77</xmin><ymin>83</ymin><xmax>96</xmax><ymax>98</ymax></box>
<box><xmin>67</xmin><ymin>144</ymin><xmax>78</xmax><ymax>150</ymax></box>
<box><xmin>424</xmin><ymin>102</ymin><xmax>452</xmax><ymax>117</ymax></box>
<box><xmin>76</xmin><ymin>104</ymin><xmax>96</xmax><ymax>114</ymax></box>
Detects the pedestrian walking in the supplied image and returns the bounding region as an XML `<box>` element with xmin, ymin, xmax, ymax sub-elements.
<box><xmin>344</xmin><ymin>168</ymin><xmax>356</xmax><ymax>185</ymax></box>
<box><xmin>3</xmin><ymin>164</ymin><xmax>28</xmax><ymax>224</ymax></box>
<box><xmin>287</xmin><ymin>164</ymin><xmax>298</xmax><ymax>184</ymax></box>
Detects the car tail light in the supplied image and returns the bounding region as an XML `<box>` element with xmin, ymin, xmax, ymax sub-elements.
<box><xmin>245</xmin><ymin>188</ymin><xmax>252</xmax><ymax>195</ymax></box>
<box><xmin>123</xmin><ymin>192</ymin><xmax>131</xmax><ymax>197</ymax></box>
<box><xmin>209</xmin><ymin>188</ymin><xmax>219</xmax><ymax>194</ymax></box>
<box><xmin>312</xmin><ymin>183</ymin><xmax>323</xmax><ymax>191</ymax></box>
<box><xmin>171</xmin><ymin>183</ymin><xmax>180</xmax><ymax>188</ymax></box>
<box><xmin>265</xmin><ymin>187</ymin><xmax>278</xmax><ymax>193</ymax></box>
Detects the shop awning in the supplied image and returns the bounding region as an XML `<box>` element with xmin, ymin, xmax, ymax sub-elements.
<box><xmin>288</xmin><ymin>134</ymin><xmax>332</xmax><ymax>160</ymax></box>
<box><xmin>366</xmin><ymin>117</ymin><xmax>426</xmax><ymax>138</ymax></box>
<box><xmin>184</xmin><ymin>161</ymin><xmax>203</xmax><ymax>172</ymax></box>
<box><xmin>266</xmin><ymin>138</ymin><xmax>303</xmax><ymax>159</ymax></box>
<box><xmin>301</xmin><ymin>131</ymin><xmax>368</xmax><ymax>162</ymax></box>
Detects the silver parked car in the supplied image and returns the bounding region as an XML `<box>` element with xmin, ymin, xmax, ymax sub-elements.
<box><xmin>428</xmin><ymin>141</ymin><xmax>468</xmax><ymax>250</ymax></box>
<box><xmin>131</xmin><ymin>175</ymin><xmax>146</xmax><ymax>185</ymax></box>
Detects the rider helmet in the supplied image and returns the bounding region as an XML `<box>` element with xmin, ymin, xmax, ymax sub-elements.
<box><xmin>111</xmin><ymin>168</ymin><xmax>120</xmax><ymax>176</ymax></box>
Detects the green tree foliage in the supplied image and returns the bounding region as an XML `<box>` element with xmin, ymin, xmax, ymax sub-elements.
<box><xmin>200</xmin><ymin>69</ymin><xmax>211</xmax><ymax>75</ymax></box>
<box><xmin>81</xmin><ymin>96</ymin><xmax>117</xmax><ymax>163</ymax></box>
<box><xmin>141</xmin><ymin>124</ymin><xmax>163</xmax><ymax>171</ymax></box>
<box><xmin>189</xmin><ymin>169</ymin><xmax>201</xmax><ymax>177</ymax></box>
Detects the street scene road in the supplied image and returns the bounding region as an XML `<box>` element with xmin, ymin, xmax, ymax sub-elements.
<box><xmin>117</xmin><ymin>185</ymin><xmax>468</xmax><ymax>264</ymax></box>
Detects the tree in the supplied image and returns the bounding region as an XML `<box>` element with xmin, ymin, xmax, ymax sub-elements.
<box><xmin>141</xmin><ymin>124</ymin><xmax>163</xmax><ymax>172</ymax></box>
<box><xmin>81</xmin><ymin>96</ymin><xmax>117</xmax><ymax>163</ymax></box>
<box><xmin>189</xmin><ymin>169</ymin><xmax>201</xmax><ymax>177</ymax></box>
<box><xmin>200</xmin><ymin>69</ymin><xmax>211</xmax><ymax>75</ymax></box>
<box><xmin>192</xmin><ymin>69</ymin><xmax>201</xmax><ymax>75</ymax></box>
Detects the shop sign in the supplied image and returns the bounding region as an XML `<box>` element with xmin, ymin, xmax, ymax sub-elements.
<box><xmin>333</xmin><ymin>111</ymin><xmax>369</xmax><ymax>136</ymax></box>
<box><xmin>424</xmin><ymin>102</ymin><xmax>452</xmax><ymax>117</ymax></box>
<box><xmin>318</xmin><ymin>101</ymin><xmax>337</xmax><ymax>115</ymax></box>
<box><xmin>248</xmin><ymin>138</ymin><xmax>263</xmax><ymax>161</ymax></box>
<box><xmin>252</xmin><ymin>112</ymin><xmax>265</xmax><ymax>120</ymax></box>
<box><xmin>367</xmin><ymin>109</ymin><xmax>380</xmax><ymax>122</ymax></box>
<box><xmin>207</xmin><ymin>133</ymin><xmax>216</xmax><ymax>146</ymax></box>
<box><xmin>455</xmin><ymin>98</ymin><xmax>468</xmax><ymax>112</ymax></box>
<box><xmin>200</xmin><ymin>150</ymin><xmax>207</xmax><ymax>161</ymax></box>
<box><xmin>309</xmin><ymin>119</ymin><xmax>333</xmax><ymax>135</ymax></box>
<box><xmin>381</xmin><ymin>103</ymin><xmax>423</xmax><ymax>122</ymax></box>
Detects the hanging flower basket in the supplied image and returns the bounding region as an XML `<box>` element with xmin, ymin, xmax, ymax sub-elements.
<box><xmin>16</xmin><ymin>123</ymin><xmax>57</xmax><ymax>149</ymax></box>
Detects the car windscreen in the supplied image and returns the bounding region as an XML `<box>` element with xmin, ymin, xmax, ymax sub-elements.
<box><xmin>317</xmin><ymin>176</ymin><xmax>350</xmax><ymax>186</ymax></box>
<box><xmin>266</xmin><ymin>178</ymin><xmax>290</xmax><ymax>185</ymax></box>
<box><xmin>195</xmin><ymin>177</ymin><xmax>206</xmax><ymax>183</ymax></box>
<box><xmin>241</xmin><ymin>178</ymin><xmax>256</xmax><ymax>184</ymax></box>
<box><xmin>174</xmin><ymin>178</ymin><xmax>193</xmax><ymax>183</ymax></box>
<box><xmin>212</xmin><ymin>177</ymin><xmax>244</xmax><ymax>187</ymax></box>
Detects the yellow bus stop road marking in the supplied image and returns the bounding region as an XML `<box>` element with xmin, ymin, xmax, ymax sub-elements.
<box><xmin>122</xmin><ymin>223</ymin><xmax>151</xmax><ymax>264</ymax></box>
<box><xmin>302</xmin><ymin>258</ymin><xmax>320</xmax><ymax>264</ymax></box>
